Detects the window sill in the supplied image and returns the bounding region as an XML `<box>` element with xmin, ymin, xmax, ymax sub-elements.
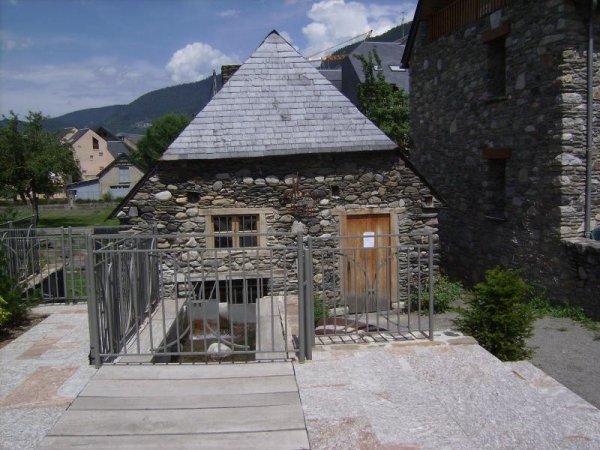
<box><xmin>484</xmin><ymin>215</ymin><xmax>507</xmax><ymax>223</ymax></box>
<box><xmin>485</xmin><ymin>95</ymin><xmax>508</xmax><ymax>104</ymax></box>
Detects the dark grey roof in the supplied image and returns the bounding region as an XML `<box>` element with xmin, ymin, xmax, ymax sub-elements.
<box><xmin>66</xmin><ymin>128</ymin><xmax>90</xmax><ymax>143</ymax></box>
<box><xmin>318</xmin><ymin>69</ymin><xmax>342</xmax><ymax>90</ymax></box>
<box><xmin>349</xmin><ymin>41</ymin><xmax>409</xmax><ymax>92</ymax></box>
<box><xmin>107</xmin><ymin>141</ymin><xmax>130</xmax><ymax>158</ymax></box>
<box><xmin>162</xmin><ymin>31</ymin><xmax>396</xmax><ymax>161</ymax></box>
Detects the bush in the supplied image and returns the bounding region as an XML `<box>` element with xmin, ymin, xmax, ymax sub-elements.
<box><xmin>410</xmin><ymin>274</ymin><xmax>467</xmax><ymax>313</ymax></box>
<box><xmin>313</xmin><ymin>294</ymin><xmax>330</xmax><ymax>325</ymax></box>
<box><xmin>454</xmin><ymin>267</ymin><xmax>535</xmax><ymax>361</ymax></box>
<box><xmin>0</xmin><ymin>253</ymin><xmax>38</xmax><ymax>334</ymax></box>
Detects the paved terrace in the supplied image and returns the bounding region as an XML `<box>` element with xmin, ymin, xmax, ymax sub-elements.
<box><xmin>0</xmin><ymin>304</ymin><xmax>599</xmax><ymax>449</ymax></box>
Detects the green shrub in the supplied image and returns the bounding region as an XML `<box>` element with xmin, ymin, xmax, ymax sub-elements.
<box><xmin>313</xmin><ymin>294</ymin><xmax>330</xmax><ymax>325</ymax></box>
<box><xmin>529</xmin><ymin>290</ymin><xmax>598</xmax><ymax>331</ymax></box>
<box><xmin>455</xmin><ymin>267</ymin><xmax>535</xmax><ymax>361</ymax></box>
<box><xmin>0</xmin><ymin>253</ymin><xmax>38</xmax><ymax>334</ymax></box>
<box><xmin>410</xmin><ymin>274</ymin><xmax>467</xmax><ymax>313</ymax></box>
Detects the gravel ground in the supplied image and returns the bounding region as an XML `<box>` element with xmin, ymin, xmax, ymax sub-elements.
<box><xmin>527</xmin><ymin>316</ymin><xmax>600</xmax><ymax>409</ymax></box>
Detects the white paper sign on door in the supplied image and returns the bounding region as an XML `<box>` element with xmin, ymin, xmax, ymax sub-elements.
<box><xmin>363</xmin><ymin>231</ymin><xmax>375</xmax><ymax>248</ymax></box>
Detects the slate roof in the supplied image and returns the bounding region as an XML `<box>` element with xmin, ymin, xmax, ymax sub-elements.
<box><xmin>66</xmin><ymin>128</ymin><xmax>90</xmax><ymax>143</ymax></box>
<box><xmin>162</xmin><ymin>31</ymin><xmax>396</xmax><ymax>161</ymax></box>
<box><xmin>349</xmin><ymin>41</ymin><xmax>409</xmax><ymax>92</ymax></box>
<box><xmin>107</xmin><ymin>141</ymin><xmax>130</xmax><ymax>158</ymax></box>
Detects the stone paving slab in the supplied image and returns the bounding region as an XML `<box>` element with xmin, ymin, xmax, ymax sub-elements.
<box><xmin>294</xmin><ymin>340</ymin><xmax>600</xmax><ymax>450</ymax></box>
<box><xmin>0</xmin><ymin>304</ymin><xmax>97</xmax><ymax>450</ymax></box>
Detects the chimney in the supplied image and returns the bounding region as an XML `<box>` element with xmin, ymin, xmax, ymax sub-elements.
<box><xmin>221</xmin><ymin>64</ymin><xmax>241</xmax><ymax>86</ymax></box>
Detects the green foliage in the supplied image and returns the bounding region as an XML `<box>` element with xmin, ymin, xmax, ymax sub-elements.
<box><xmin>101</xmin><ymin>191</ymin><xmax>114</xmax><ymax>202</ymax></box>
<box><xmin>529</xmin><ymin>291</ymin><xmax>599</xmax><ymax>331</ymax></box>
<box><xmin>0</xmin><ymin>252</ymin><xmax>38</xmax><ymax>333</ymax></box>
<box><xmin>410</xmin><ymin>274</ymin><xmax>467</xmax><ymax>313</ymax></box>
<box><xmin>0</xmin><ymin>112</ymin><xmax>80</xmax><ymax>222</ymax></box>
<box><xmin>356</xmin><ymin>49</ymin><xmax>410</xmax><ymax>148</ymax></box>
<box><xmin>313</xmin><ymin>294</ymin><xmax>330</xmax><ymax>325</ymax></box>
<box><xmin>131</xmin><ymin>113</ymin><xmax>191</xmax><ymax>169</ymax></box>
<box><xmin>455</xmin><ymin>268</ymin><xmax>535</xmax><ymax>361</ymax></box>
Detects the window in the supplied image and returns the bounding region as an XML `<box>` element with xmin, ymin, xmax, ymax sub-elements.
<box><xmin>389</xmin><ymin>65</ymin><xmax>406</xmax><ymax>72</ymax></box>
<box><xmin>89</xmin><ymin>154</ymin><xmax>93</xmax><ymax>159</ymax></box>
<box><xmin>482</xmin><ymin>24</ymin><xmax>510</xmax><ymax>98</ymax></box>
<box><xmin>119</xmin><ymin>167</ymin><xmax>129</xmax><ymax>183</ymax></box>
<box><xmin>482</xmin><ymin>148</ymin><xmax>510</xmax><ymax>219</ymax></box>
<box><xmin>92</xmin><ymin>137</ymin><xmax>99</xmax><ymax>149</ymax></box>
<box><xmin>99</xmin><ymin>152</ymin><xmax>103</xmax><ymax>157</ymax></box>
<box><xmin>212</xmin><ymin>215</ymin><xmax>258</xmax><ymax>248</ymax></box>
<box><xmin>486</xmin><ymin>37</ymin><xmax>506</xmax><ymax>97</ymax></box>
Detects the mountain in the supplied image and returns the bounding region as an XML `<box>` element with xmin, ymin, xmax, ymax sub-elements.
<box><xmin>38</xmin><ymin>22</ymin><xmax>410</xmax><ymax>135</ymax></box>
<box><xmin>43</xmin><ymin>76</ymin><xmax>218</xmax><ymax>135</ymax></box>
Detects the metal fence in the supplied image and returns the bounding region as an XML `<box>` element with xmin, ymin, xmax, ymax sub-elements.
<box><xmin>0</xmin><ymin>227</ymin><xmax>89</xmax><ymax>303</ymax></box>
<box><xmin>87</xmin><ymin>232</ymin><xmax>302</xmax><ymax>366</ymax></box>
<box><xmin>86</xmin><ymin>231</ymin><xmax>436</xmax><ymax>367</ymax></box>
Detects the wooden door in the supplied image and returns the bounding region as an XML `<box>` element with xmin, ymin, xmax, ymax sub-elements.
<box><xmin>343</xmin><ymin>214</ymin><xmax>391</xmax><ymax>313</ymax></box>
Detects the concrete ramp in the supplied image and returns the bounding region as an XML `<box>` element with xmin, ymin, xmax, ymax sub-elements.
<box><xmin>41</xmin><ymin>363</ymin><xmax>309</xmax><ymax>449</ymax></box>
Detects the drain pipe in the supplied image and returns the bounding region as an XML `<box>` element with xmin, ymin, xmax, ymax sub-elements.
<box><xmin>585</xmin><ymin>0</ymin><xmax>597</xmax><ymax>238</ymax></box>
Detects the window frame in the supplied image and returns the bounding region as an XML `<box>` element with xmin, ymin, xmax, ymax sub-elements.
<box><xmin>205</xmin><ymin>208</ymin><xmax>269</xmax><ymax>250</ymax></box>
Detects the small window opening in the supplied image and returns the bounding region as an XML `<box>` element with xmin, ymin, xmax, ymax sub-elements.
<box><xmin>195</xmin><ymin>278</ymin><xmax>267</xmax><ymax>304</ymax></box>
<box><xmin>487</xmin><ymin>37</ymin><xmax>506</xmax><ymax>97</ymax></box>
<box><xmin>330</xmin><ymin>185</ymin><xmax>341</xmax><ymax>196</ymax></box>
<box><xmin>485</xmin><ymin>159</ymin><xmax>506</xmax><ymax>219</ymax></box>
<box><xmin>92</xmin><ymin>137</ymin><xmax>99</xmax><ymax>149</ymax></box>
<box><xmin>186</xmin><ymin>191</ymin><xmax>200</xmax><ymax>203</ymax></box>
<box><xmin>99</xmin><ymin>152</ymin><xmax>103</xmax><ymax>156</ymax></box>
<box><xmin>423</xmin><ymin>195</ymin><xmax>434</xmax><ymax>208</ymax></box>
<box><xmin>89</xmin><ymin>154</ymin><xmax>93</xmax><ymax>159</ymax></box>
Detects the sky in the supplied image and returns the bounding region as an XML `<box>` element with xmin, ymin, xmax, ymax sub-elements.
<box><xmin>0</xmin><ymin>0</ymin><xmax>416</xmax><ymax>118</ymax></box>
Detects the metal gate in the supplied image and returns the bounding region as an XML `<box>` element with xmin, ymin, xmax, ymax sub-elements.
<box><xmin>86</xmin><ymin>231</ymin><xmax>436</xmax><ymax>367</ymax></box>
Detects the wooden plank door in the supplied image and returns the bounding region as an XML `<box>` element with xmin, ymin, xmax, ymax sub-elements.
<box><xmin>343</xmin><ymin>214</ymin><xmax>391</xmax><ymax>313</ymax></box>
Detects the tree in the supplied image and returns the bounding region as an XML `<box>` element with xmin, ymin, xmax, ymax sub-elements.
<box><xmin>0</xmin><ymin>112</ymin><xmax>80</xmax><ymax>222</ymax></box>
<box><xmin>356</xmin><ymin>49</ymin><xmax>410</xmax><ymax>148</ymax></box>
<box><xmin>131</xmin><ymin>113</ymin><xmax>191</xmax><ymax>169</ymax></box>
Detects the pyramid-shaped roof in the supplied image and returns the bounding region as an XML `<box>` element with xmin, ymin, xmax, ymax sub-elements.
<box><xmin>161</xmin><ymin>31</ymin><xmax>396</xmax><ymax>161</ymax></box>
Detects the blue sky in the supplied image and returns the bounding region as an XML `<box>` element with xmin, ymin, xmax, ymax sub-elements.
<box><xmin>0</xmin><ymin>0</ymin><xmax>416</xmax><ymax>118</ymax></box>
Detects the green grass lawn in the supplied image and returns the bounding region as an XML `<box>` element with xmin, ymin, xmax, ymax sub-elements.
<box><xmin>2</xmin><ymin>204</ymin><xmax>119</xmax><ymax>228</ymax></box>
<box><xmin>38</xmin><ymin>206</ymin><xmax>119</xmax><ymax>228</ymax></box>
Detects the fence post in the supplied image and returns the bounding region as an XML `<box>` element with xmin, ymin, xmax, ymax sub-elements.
<box><xmin>85</xmin><ymin>234</ymin><xmax>102</xmax><ymax>368</ymax></box>
<box><xmin>297</xmin><ymin>231</ymin><xmax>306</xmax><ymax>363</ymax></box>
<box><xmin>304</xmin><ymin>236</ymin><xmax>314</xmax><ymax>360</ymax></box>
<box><xmin>428</xmin><ymin>233</ymin><xmax>435</xmax><ymax>341</ymax></box>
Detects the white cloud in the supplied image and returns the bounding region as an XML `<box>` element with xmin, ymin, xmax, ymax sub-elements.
<box><xmin>165</xmin><ymin>42</ymin><xmax>238</xmax><ymax>84</ymax></box>
<box><xmin>301</xmin><ymin>0</ymin><xmax>415</xmax><ymax>57</ymax></box>
<box><xmin>0</xmin><ymin>58</ymin><xmax>168</xmax><ymax>117</ymax></box>
<box><xmin>218</xmin><ymin>9</ymin><xmax>239</xmax><ymax>18</ymax></box>
<box><xmin>0</xmin><ymin>30</ymin><xmax>32</xmax><ymax>51</ymax></box>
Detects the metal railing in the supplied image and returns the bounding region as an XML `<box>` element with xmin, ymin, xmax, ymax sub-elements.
<box><xmin>87</xmin><ymin>232</ymin><xmax>301</xmax><ymax>366</ymax></box>
<box><xmin>307</xmin><ymin>233</ymin><xmax>436</xmax><ymax>344</ymax></box>
<box><xmin>0</xmin><ymin>227</ymin><xmax>89</xmax><ymax>303</ymax></box>
<box><xmin>86</xmin><ymin>231</ymin><xmax>436</xmax><ymax>366</ymax></box>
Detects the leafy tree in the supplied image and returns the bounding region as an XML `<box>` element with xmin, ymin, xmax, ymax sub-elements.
<box><xmin>131</xmin><ymin>113</ymin><xmax>191</xmax><ymax>169</ymax></box>
<box><xmin>455</xmin><ymin>267</ymin><xmax>536</xmax><ymax>361</ymax></box>
<box><xmin>356</xmin><ymin>49</ymin><xmax>410</xmax><ymax>148</ymax></box>
<box><xmin>0</xmin><ymin>112</ymin><xmax>80</xmax><ymax>222</ymax></box>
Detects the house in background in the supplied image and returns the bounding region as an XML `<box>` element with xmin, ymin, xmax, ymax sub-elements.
<box><xmin>63</xmin><ymin>127</ymin><xmax>137</xmax><ymax>180</ymax></box>
<box><xmin>112</xmin><ymin>30</ymin><xmax>441</xmax><ymax>310</ymax></box>
<box><xmin>66</xmin><ymin>154</ymin><xmax>144</xmax><ymax>201</ymax></box>
<box><xmin>402</xmin><ymin>0</ymin><xmax>600</xmax><ymax>317</ymax></box>
<box><xmin>341</xmin><ymin>41</ymin><xmax>409</xmax><ymax>106</ymax></box>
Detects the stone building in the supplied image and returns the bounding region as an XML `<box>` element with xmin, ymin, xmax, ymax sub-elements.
<box><xmin>112</xmin><ymin>31</ymin><xmax>441</xmax><ymax>309</ymax></box>
<box><xmin>402</xmin><ymin>0</ymin><xmax>600</xmax><ymax>317</ymax></box>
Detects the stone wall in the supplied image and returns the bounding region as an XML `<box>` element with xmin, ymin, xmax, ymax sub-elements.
<box><xmin>409</xmin><ymin>0</ymin><xmax>600</xmax><ymax>314</ymax></box>
<box><xmin>561</xmin><ymin>239</ymin><xmax>600</xmax><ymax>319</ymax></box>
<box><xmin>118</xmin><ymin>151</ymin><xmax>440</xmax><ymax>303</ymax></box>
